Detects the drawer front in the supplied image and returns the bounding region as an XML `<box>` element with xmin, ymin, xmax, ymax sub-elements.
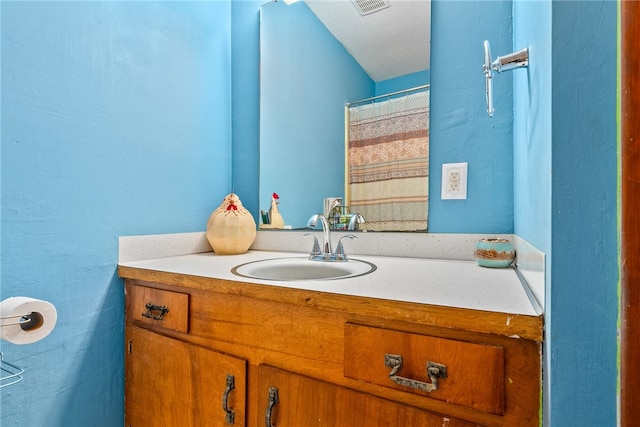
<box><xmin>344</xmin><ymin>323</ymin><xmax>504</xmax><ymax>415</ymax></box>
<box><xmin>128</xmin><ymin>284</ymin><xmax>189</xmax><ymax>333</ymax></box>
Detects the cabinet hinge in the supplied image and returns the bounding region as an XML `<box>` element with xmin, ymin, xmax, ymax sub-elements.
<box><xmin>128</xmin><ymin>340</ymin><xmax>132</xmax><ymax>354</ymax></box>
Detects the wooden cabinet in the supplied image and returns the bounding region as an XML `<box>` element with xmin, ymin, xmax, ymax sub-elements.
<box><xmin>125</xmin><ymin>284</ymin><xmax>246</xmax><ymax>427</ymax></box>
<box><xmin>121</xmin><ymin>271</ymin><xmax>543</xmax><ymax>427</ymax></box>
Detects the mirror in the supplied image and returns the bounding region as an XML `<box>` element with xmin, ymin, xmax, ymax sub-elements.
<box><xmin>259</xmin><ymin>0</ymin><xmax>430</xmax><ymax>230</ymax></box>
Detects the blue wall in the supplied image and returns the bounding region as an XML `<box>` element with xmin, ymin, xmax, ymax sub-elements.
<box><xmin>231</xmin><ymin>0</ymin><xmax>261</xmax><ymax>217</ymax></box>
<box><xmin>375</xmin><ymin>70</ymin><xmax>430</xmax><ymax>95</ymax></box>
<box><xmin>513</xmin><ymin>1</ymin><xmax>552</xmax><ymax>254</ymax></box>
<box><xmin>1</xmin><ymin>0</ymin><xmax>621</xmax><ymax>425</ymax></box>
<box><xmin>1</xmin><ymin>2</ymin><xmax>232</xmax><ymax>425</ymax></box>
<box><xmin>259</xmin><ymin>0</ymin><xmax>373</xmax><ymax>227</ymax></box>
<box><xmin>429</xmin><ymin>0</ymin><xmax>514</xmax><ymax>233</ymax></box>
<box><xmin>511</xmin><ymin>1</ymin><xmax>618</xmax><ymax>425</ymax></box>
<box><xmin>547</xmin><ymin>2</ymin><xmax>618</xmax><ymax>425</ymax></box>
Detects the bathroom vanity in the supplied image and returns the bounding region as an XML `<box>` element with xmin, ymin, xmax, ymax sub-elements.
<box><xmin>118</xmin><ymin>233</ymin><xmax>543</xmax><ymax>427</ymax></box>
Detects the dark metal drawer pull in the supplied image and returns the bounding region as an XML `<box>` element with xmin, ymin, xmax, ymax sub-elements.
<box><xmin>142</xmin><ymin>303</ymin><xmax>169</xmax><ymax>321</ymax></box>
<box><xmin>222</xmin><ymin>374</ymin><xmax>235</xmax><ymax>425</ymax></box>
<box><xmin>264</xmin><ymin>386</ymin><xmax>279</xmax><ymax>427</ymax></box>
<box><xmin>384</xmin><ymin>353</ymin><xmax>447</xmax><ymax>392</ymax></box>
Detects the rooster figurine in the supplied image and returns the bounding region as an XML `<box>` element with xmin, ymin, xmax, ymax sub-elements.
<box><xmin>268</xmin><ymin>192</ymin><xmax>285</xmax><ymax>229</ymax></box>
<box><xmin>206</xmin><ymin>193</ymin><xmax>256</xmax><ymax>254</ymax></box>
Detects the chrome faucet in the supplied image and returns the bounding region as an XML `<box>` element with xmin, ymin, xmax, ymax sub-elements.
<box><xmin>306</xmin><ymin>213</ymin><xmax>356</xmax><ymax>261</ymax></box>
<box><xmin>307</xmin><ymin>213</ymin><xmax>332</xmax><ymax>254</ymax></box>
<box><xmin>348</xmin><ymin>213</ymin><xmax>365</xmax><ymax>231</ymax></box>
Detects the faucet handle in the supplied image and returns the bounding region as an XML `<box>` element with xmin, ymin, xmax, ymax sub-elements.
<box><xmin>334</xmin><ymin>234</ymin><xmax>357</xmax><ymax>261</ymax></box>
<box><xmin>302</xmin><ymin>233</ymin><xmax>321</xmax><ymax>256</ymax></box>
<box><xmin>348</xmin><ymin>213</ymin><xmax>365</xmax><ymax>231</ymax></box>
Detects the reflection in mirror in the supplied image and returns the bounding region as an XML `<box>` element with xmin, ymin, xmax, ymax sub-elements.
<box><xmin>259</xmin><ymin>0</ymin><xmax>430</xmax><ymax>230</ymax></box>
<box><xmin>346</xmin><ymin>86</ymin><xmax>429</xmax><ymax>231</ymax></box>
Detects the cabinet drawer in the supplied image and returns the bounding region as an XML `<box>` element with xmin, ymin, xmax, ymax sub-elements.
<box><xmin>344</xmin><ymin>324</ymin><xmax>504</xmax><ymax>415</ymax></box>
<box><xmin>128</xmin><ymin>284</ymin><xmax>189</xmax><ymax>333</ymax></box>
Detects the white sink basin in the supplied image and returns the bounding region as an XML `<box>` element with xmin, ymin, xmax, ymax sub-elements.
<box><xmin>231</xmin><ymin>257</ymin><xmax>376</xmax><ymax>281</ymax></box>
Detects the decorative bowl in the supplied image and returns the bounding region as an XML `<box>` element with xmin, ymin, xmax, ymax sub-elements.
<box><xmin>474</xmin><ymin>238</ymin><xmax>515</xmax><ymax>268</ymax></box>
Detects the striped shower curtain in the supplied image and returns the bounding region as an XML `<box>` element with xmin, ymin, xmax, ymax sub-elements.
<box><xmin>347</xmin><ymin>90</ymin><xmax>429</xmax><ymax>231</ymax></box>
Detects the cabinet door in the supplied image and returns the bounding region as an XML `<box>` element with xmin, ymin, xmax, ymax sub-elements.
<box><xmin>257</xmin><ymin>365</ymin><xmax>479</xmax><ymax>427</ymax></box>
<box><xmin>125</xmin><ymin>326</ymin><xmax>246</xmax><ymax>427</ymax></box>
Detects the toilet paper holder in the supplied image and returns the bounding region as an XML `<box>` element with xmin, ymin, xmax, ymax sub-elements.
<box><xmin>0</xmin><ymin>297</ymin><xmax>57</xmax><ymax>388</ymax></box>
<box><xmin>0</xmin><ymin>312</ymin><xmax>40</xmax><ymax>388</ymax></box>
<box><xmin>1</xmin><ymin>312</ymin><xmax>38</xmax><ymax>328</ymax></box>
<box><xmin>0</xmin><ymin>352</ymin><xmax>24</xmax><ymax>388</ymax></box>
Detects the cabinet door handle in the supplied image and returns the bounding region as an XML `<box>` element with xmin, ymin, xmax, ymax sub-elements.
<box><xmin>264</xmin><ymin>386</ymin><xmax>279</xmax><ymax>427</ymax></box>
<box><xmin>142</xmin><ymin>303</ymin><xmax>169</xmax><ymax>320</ymax></box>
<box><xmin>384</xmin><ymin>354</ymin><xmax>447</xmax><ymax>392</ymax></box>
<box><xmin>222</xmin><ymin>374</ymin><xmax>235</xmax><ymax>425</ymax></box>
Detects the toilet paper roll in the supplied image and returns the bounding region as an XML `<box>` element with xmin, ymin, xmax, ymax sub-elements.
<box><xmin>0</xmin><ymin>297</ymin><xmax>57</xmax><ymax>345</ymax></box>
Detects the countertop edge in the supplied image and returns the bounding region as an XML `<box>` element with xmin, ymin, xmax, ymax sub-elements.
<box><xmin>118</xmin><ymin>264</ymin><xmax>543</xmax><ymax>342</ymax></box>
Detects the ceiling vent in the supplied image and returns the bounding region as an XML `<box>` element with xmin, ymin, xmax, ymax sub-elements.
<box><xmin>351</xmin><ymin>0</ymin><xmax>391</xmax><ymax>16</ymax></box>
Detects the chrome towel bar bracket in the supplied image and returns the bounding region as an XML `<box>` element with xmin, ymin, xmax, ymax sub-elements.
<box><xmin>483</xmin><ymin>40</ymin><xmax>529</xmax><ymax>117</ymax></box>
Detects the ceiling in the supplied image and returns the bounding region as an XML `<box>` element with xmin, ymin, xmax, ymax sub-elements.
<box><xmin>304</xmin><ymin>0</ymin><xmax>431</xmax><ymax>82</ymax></box>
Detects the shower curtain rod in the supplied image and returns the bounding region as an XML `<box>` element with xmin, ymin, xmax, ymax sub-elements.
<box><xmin>345</xmin><ymin>84</ymin><xmax>429</xmax><ymax>107</ymax></box>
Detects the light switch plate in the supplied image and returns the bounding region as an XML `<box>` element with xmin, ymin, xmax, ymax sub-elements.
<box><xmin>441</xmin><ymin>162</ymin><xmax>468</xmax><ymax>200</ymax></box>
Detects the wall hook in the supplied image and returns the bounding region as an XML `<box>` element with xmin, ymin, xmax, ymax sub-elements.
<box><xmin>483</xmin><ymin>40</ymin><xmax>529</xmax><ymax>117</ymax></box>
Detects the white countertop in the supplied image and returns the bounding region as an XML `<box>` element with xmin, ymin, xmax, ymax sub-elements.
<box><xmin>118</xmin><ymin>249</ymin><xmax>540</xmax><ymax>317</ymax></box>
